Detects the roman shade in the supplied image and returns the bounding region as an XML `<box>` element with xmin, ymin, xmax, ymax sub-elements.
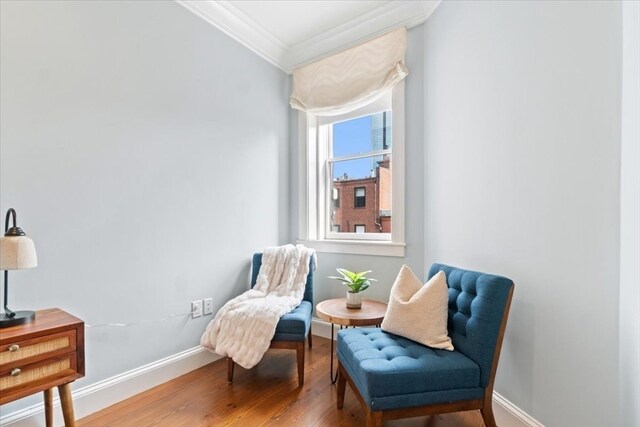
<box><xmin>289</xmin><ymin>27</ymin><xmax>408</xmax><ymax>116</ymax></box>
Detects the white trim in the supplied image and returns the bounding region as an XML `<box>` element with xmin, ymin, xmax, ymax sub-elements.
<box><xmin>287</xmin><ymin>1</ymin><xmax>440</xmax><ymax>71</ymax></box>
<box><xmin>0</xmin><ymin>346</ymin><xmax>220</xmax><ymax>427</ymax></box>
<box><xmin>493</xmin><ymin>392</ymin><xmax>546</xmax><ymax>427</ymax></box>
<box><xmin>311</xmin><ymin>317</ymin><xmax>334</xmax><ymax>340</ymax></box>
<box><xmin>311</xmin><ymin>318</ymin><xmax>544</xmax><ymax>427</ymax></box>
<box><xmin>300</xmin><ymin>239</ymin><xmax>405</xmax><ymax>257</ymax></box>
<box><xmin>298</xmin><ymin>112</ymin><xmax>310</xmax><ymax>241</ymax></box>
<box><xmin>391</xmin><ymin>81</ymin><xmax>405</xmax><ymax>245</ymax></box>
<box><xmin>175</xmin><ymin>0</ymin><xmax>441</xmax><ymax>73</ymax></box>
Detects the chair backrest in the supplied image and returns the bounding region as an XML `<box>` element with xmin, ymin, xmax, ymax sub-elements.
<box><xmin>250</xmin><ymin>253</ymin><xmax>314</xmax><ymax>304</ymax></box>
<box><xmin>428</xmin><ymin>263</ymin><xmax>514</xmax><ymax>388</ymax></box>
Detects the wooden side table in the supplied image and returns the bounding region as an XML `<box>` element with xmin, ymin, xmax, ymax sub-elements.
<box><xmin>316</xmin><ymin>298</ymin><xmax>387</xmax><ymax>383</ymax></box>
<box><xmin>0</xmin><ymin>308</ymin><xmax>85</xmax><ymax>427</ymax></box>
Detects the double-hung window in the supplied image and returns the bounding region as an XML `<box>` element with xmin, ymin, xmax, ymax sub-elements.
<box><xmin>298</xmin><ymin>84</ymin><xmax>405</xmax><ymax>257</ymax></box>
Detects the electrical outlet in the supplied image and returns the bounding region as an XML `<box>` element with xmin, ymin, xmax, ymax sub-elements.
<box><xmin>191</xmin><ymin>300</ymin><xmax>203</xmax><ymax>318</ymax></box>
<box><xmin>203</xmin><ymin>298</ymin><xmax>213</xmax><ymax>315</ymax></box>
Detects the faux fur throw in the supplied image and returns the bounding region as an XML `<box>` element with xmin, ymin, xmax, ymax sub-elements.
<box><xmin>381</xmin><ymin>264</ymin><xmax>454</xmax><ymax>351</ymax></box>
<box><xmin>200</xmin><ymin>244</ymin><xmax>316</xmax><ymax>369</ymax></box>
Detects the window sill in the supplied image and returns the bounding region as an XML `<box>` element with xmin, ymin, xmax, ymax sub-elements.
<box><xmin>297</xmin><ymin>239</ymin><xmax>405</xmax><ymax>257</ymax></box>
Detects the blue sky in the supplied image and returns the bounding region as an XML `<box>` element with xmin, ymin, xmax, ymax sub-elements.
<box><xmin>332</xmin><ymin>116</ymin><xmax>373</xmax><ymax>180</ymax></box>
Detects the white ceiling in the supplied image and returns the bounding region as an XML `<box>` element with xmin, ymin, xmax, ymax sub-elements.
<box><xmin>231</xmin><ymin>1</ymin><xmax>391</xmax><ymax>48</ymax></box>
<box><xmin>177</xmin><ymin>0</ymin><xmax>441</xmax><ymax>73</ymax></box>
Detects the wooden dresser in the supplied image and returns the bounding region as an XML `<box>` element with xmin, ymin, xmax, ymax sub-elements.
<box><xmin>0</xmin><ymin>308</ymin><xmax>84</xmax><ymax>427</ymax></box>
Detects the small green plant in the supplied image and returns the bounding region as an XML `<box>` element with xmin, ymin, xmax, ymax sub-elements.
<box><xmin>329</xmin><ymin>269</ymin><xmax>377</xmax><ymax>293</ymax></box>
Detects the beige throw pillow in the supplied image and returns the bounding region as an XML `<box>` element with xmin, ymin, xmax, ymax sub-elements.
<box><xmin>381</xmin><ymin>265</ymin><xmax>454</xmax><ymax>351</ymax></box>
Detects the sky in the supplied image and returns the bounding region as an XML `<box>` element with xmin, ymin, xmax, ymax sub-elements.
<box><xmin>332</xmin><ymin>115</ymin><xmax>373</xmax><ymax>180</ymax></box>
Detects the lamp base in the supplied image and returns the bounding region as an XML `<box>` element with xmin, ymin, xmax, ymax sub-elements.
<box><xmin>0</xmin><ymin>310</ymin><xmax>35</xmax><ymax>328</ymax></box>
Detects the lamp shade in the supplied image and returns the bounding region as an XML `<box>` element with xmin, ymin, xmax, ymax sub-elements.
<box><xmin>0</xmin><ymin>235</ymin><xmax>37</xmax><ymax>270</ymax></box>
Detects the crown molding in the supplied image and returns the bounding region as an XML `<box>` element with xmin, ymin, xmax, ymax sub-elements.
<box><xmin>176</xmin><ymin>0</ymin><xmax>441</xmax><ymax>74</ymax></box>
<box><xmin>287</xmin><ymin>1</ymin><xmax>440</xmax><ymax>70</ymax></box>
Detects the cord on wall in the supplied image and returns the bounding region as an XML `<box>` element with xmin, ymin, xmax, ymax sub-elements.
<box><xmin>86</xmin><ymin>312</ymin><xmax>192</xmax><ymax>328</ymax></box>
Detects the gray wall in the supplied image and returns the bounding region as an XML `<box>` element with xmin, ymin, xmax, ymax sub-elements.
<box><xmin>620</xmin><ymin>1</ymin><xmax>640</xmax><ymax>426</ymax></box>
<box><xmin>423</xmin><ymin>1</ymin><xmax>622</xmax><ymax>426</ymax></box>
<box><xmin>1</xmin><ymin>0</ymin><xmax>632</xmax><ymax>424</ymax></box>
<box><xmin>0</xmin><ymin>0</ymin><xmax>289</xmax><ymax>414</ymax></box>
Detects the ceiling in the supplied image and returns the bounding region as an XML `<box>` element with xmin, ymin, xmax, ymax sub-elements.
<box><xmin>177</xmin><ymin>0</ymin><xmax>441</xmax><ymax>73</ymax></box>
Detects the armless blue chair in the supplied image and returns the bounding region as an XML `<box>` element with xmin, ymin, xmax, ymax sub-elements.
<box><xmin>227</xmin><ymin>253</ymin><xmax>314</xmax><ymax>387</ymax></box>
<box><xmin>336</xmin><ymin>263</ymin><xmax>514</xmax><ymax>427</ymax></box>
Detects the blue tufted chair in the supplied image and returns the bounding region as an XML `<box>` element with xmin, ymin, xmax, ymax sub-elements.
<box><xmin>336</xmin><ymin>263</ymin><xmax>514</xmax><ymax>427</ymax></box>
<box><xmin>227</xmin><ymin>253</ymin><xmax>314</xmax><ymax>387</ymax></box>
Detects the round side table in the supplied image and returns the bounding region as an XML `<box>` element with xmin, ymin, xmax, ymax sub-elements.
<box><xmin>316</xmin><ymin>298</ymin><xmax>388</xmax><ymax>383</ymax></box>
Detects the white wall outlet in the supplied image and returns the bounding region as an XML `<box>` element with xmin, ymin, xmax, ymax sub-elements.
<box><xmin>191</xmin><ymin>300</ymin><xmax>203</xmax><ymax>318</ymax></box>
<box><xmin>203</xmin><ymin>298</ymin><xmax>213</xmax><ymax>315</ymax></box>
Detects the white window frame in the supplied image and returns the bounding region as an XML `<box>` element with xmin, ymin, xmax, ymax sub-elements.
<box><xmin>297</xmin><ymin>82</ymin><xmax>405</xmax><ymax>257</ymax></box>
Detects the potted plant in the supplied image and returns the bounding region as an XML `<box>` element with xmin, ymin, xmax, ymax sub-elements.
<box><xmin>329</xmin><ymin>269</ymin><xmax>377</xmax><ymax>309</ymax></box>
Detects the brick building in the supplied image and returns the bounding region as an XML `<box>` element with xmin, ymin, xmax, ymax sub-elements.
<box><xmin>331</xmin><ymin>156</ymin><xmax>391</xmax><ymax>233</ymax></box>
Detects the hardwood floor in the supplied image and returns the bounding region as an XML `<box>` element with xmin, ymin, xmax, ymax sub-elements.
<box><xmin>79</xmin><ymin>336</ymin><xmax>484</xmax><ymax>427</ymax></box>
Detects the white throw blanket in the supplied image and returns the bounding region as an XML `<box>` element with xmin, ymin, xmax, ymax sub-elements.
<box><xmin>200</xmin><ymin>244</ymin><xmax>315</xmax><ymax>369</ymax></box>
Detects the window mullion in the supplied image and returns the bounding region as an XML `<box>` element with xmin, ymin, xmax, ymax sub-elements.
<box><xmin>329</xmin><ymin>149</ymin><xmax>392</xmax><ymax>163</ymax></box>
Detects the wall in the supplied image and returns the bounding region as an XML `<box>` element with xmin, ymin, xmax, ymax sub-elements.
<box><xmin>0</xmin><ymin>0</ymin><xmax>289</xmax><ymax>415</ymax></box>
<box><xmin>423</xmin><ymin>1</ymin><xmax>621</xmax><ymax>426</ymax></box>
<box><xmin>620</xmin><ymin>1</ymin><xmax>640</xmax><ymax>425</ymax></box>
<box><xmin>291</xmin><ymin>25</ymin><xmax>426</xmax><ymax>305</ymax></box>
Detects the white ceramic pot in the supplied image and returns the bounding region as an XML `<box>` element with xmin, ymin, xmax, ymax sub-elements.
<box><xmin>346</xmin><ymin>291</ymin><xmax>362</xmax><ymax>309</ymax></box>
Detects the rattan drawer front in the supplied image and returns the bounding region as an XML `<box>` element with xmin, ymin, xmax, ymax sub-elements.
<box><xmin>0</xmin><ymin>330</ymin><xmax>76</xmax><ymax>366</ymax></box>
<box><xmin>0</xmin><ymin>354</ymin><xmax>76</xmax><ymax>392</ymax></box>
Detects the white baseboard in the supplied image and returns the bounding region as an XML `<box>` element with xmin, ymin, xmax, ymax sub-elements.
<box><xmin>2</xmin><ymin>320</ymin><xmax>543</xmax><ymax>427</ymax></box>
<box><xmin>1</xmin><ymin>346</ymin><xmax>220</xmax><ymax>427</ymax></box>
<box><xmin>311</xmin><ymin>318</ymin><xmax>545</xmax><ymax>427</ymax></box>
<box><xmin>493</xmin><ymin>392</ymin><xmax>544</xmax><ymax>427</ymax></box>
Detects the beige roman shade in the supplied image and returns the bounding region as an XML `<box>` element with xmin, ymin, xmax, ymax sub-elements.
<box><xmin>290</xmin><ymin>27</ymin><xmax>408</xmax><ymax>116</ymax></box>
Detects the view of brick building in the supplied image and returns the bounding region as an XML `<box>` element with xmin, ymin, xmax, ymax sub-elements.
<box><xmin>331</xmin><ymin>155</ymin><xmax>391</xmax><ymax>233</ymax></box>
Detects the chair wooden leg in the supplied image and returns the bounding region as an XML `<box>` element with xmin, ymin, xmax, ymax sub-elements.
<box><xmin>44</xmin><ymin>388</ymin><xmax>53</xmax><ymax>427</ymax></box>
<box><xmin>296</xmin><ymin>341</ymin><xmax>305</xmax><ymax>387</ymax></box>
<box><xmin>365</xmin><ymin>410</ymin><xmax>383</xmax><ymax>427</ymax></box>
<box><xmin>308</xmin><ymin>325</ymin><xmax>313</xmax><ymax>348</ymax></box>
<box><xmin>336</xmin><ymin>361</ymin><xmax>346</xmax><ymax>409</ymax></box>
<box><xmin>58</xmin><ymin>383</ymin><xmax>76</xmax><ymax>427</ymax></box>
<box><xmin>227</xmin><ymin>357</ymin><xmax>235</xmax><ymax>383</ymax></box>
<box><xmin>481</xmin><ymin>402</ymin><xmax>497</xmax><ymax>427</ymax></box>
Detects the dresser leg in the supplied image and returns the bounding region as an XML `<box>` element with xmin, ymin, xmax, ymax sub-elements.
<box><xmin>58</xmin><ymin>383</ymin><xmax>76</xmax><ymax>427</ymax></box>
<box><xmin>44</xmin><ymin>389</ymin><xmax>53</xmax><ymax>427</ymax></box>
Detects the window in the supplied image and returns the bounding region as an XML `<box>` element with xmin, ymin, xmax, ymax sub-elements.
<box><xmin>297</xmin><ymin>83</ymin><xmax>405</xmax><ymax>257</ymax></box>
<box><xmin>354</xmin><ymin>187</ymin><xmax>366</xmax><ymax>208</ymax></box>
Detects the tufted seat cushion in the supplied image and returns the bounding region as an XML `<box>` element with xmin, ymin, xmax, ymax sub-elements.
<box><xmin>272</xmin><ymin>301</ymin><xmax>312</xmax><ymax>342</ymax></box>
<box><xmin>338</xmin><ymin>328</ymin><xmax>483</xmax><ymax>410</ymax></box>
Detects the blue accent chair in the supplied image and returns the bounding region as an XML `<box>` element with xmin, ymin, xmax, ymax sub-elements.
<box><xmin>227</xmin><ymin>253</ymin><xmax>314</xmax><ymax>387</ymax></box>
<box><xmin>336</xmin><ymin>263</ymin><xmax>514</xmax><ymax>427</ymax></box>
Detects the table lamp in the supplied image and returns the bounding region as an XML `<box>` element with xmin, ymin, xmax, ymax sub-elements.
<box><xmin>0</xmin><ymin>208</ymin><xmax>38</xmax><ymax>328</ymax></box>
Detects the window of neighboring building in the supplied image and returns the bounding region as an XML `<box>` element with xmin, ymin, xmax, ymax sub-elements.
<box><xmin>297</xmin><ymin>84</ymin><xmax>405</xmax><ymax>257</ymax></box>
<box><xmin>354</xmin><ymin>187</ymin><xmax>366</xmax><ymax>208</ymax></box>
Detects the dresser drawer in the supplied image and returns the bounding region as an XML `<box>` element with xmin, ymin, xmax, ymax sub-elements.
<box><xmin>0</xmin><ymin>330</ymin><xmax>76</xmax><ymax>368</ymax></box>
<box><xmin>0</xmin><ymin>352</ymin><xmax>78</xmax><ymax>395</ymax></box>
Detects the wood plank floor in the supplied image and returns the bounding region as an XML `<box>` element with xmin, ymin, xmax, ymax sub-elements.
<box><xmin>79</xmin><ymin>336</ymin><xmax>484</xmax><ymax>427</ymax></box>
